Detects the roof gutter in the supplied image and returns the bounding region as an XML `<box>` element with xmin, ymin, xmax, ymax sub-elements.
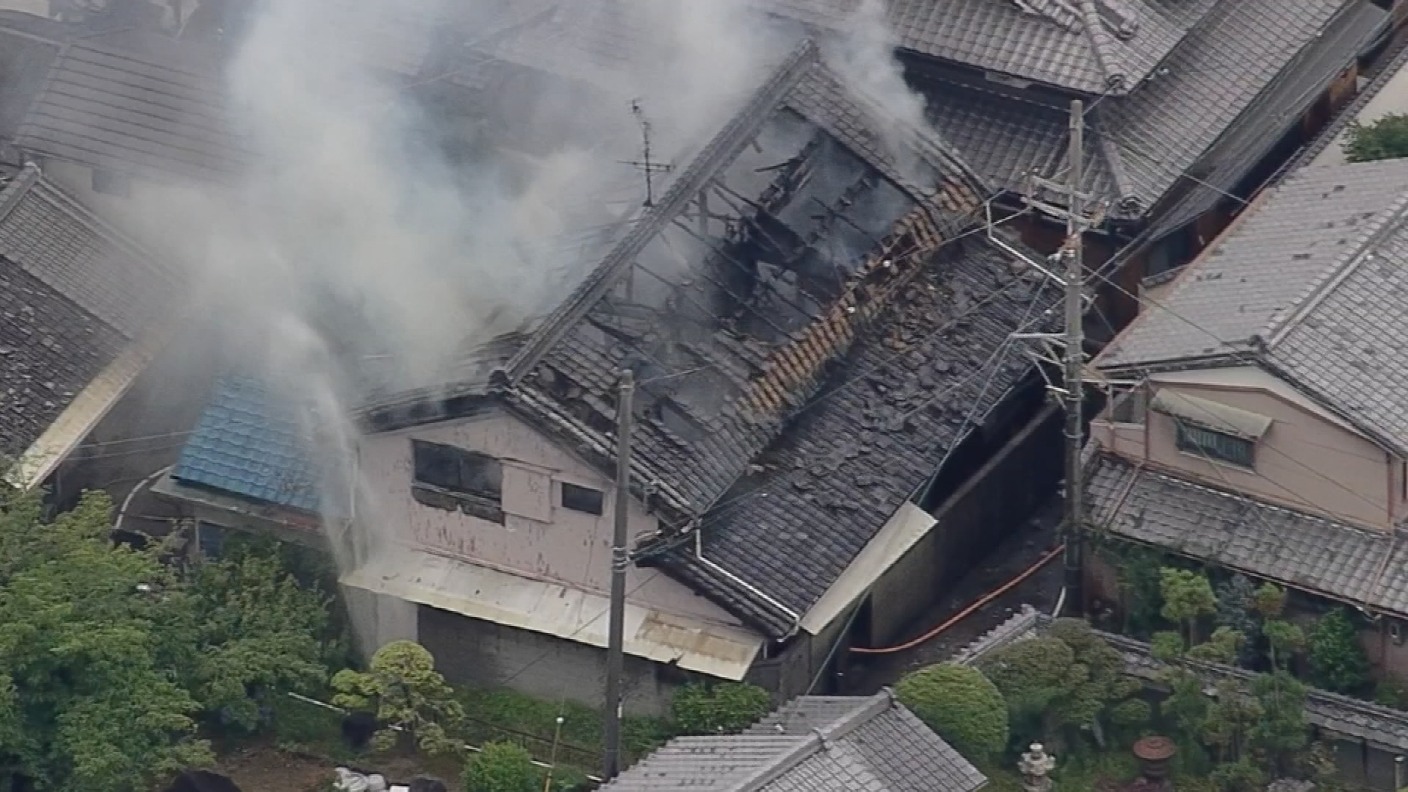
<box><xmin>693</xmin><ymin>528</ymin><xmax>803</xmax><ymax>639</ymax></box>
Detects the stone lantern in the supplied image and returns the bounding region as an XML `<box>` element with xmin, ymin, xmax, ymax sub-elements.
<box><xmin>1018</xmin><ymin>743</ymin><xmax>1057</xmax><ymax>792</ymax></box>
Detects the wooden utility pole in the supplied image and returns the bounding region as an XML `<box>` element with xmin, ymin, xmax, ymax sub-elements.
<box><xmin>602</xmin><ymin>369</ymin><xmax>634</xmax><ymax>780</ymax></box>
<box><xmin>1060</xmin><ymin>100</ymin><xmax>1087</xmax><ymax>616</ymax></box>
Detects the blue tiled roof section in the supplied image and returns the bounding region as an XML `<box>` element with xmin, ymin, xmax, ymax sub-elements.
<box><xmin>173</xmin><ymin>376</ymin><xmax>327</xmax><ymax>514</ymax></box>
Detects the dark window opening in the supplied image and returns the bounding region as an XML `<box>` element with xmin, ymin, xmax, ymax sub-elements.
<box><xmin>91</xmin><ymin>169</ymin><xmax>131</xmax><ymax>197</ymax></box>
<box><xmin>561</xmin><ymin>482</ymin><xmax>605</xmax><ymax>516</ymax></box>
<box><xmin>1175</xmin><ymin>421</ymin><xmax>1254</xmax><ymax>468</ymax></box>
<box><xmin>412</xmin><ymin>440</ymin><xmax>503</xmax><ymax>503</ymax></box>
<box><xmin>197</xmin><ymin>522</ymin><xmax>227</xmax><ymax>559</ymax></box>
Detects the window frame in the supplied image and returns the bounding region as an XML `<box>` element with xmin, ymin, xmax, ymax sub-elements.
<box><xmin>1174</xmin><ymin>420</ymin><xmax>1255</xmax><ymax>468</ymax></box>
<box><xmin>410</xmin><ymin>440</ymin><xmax>506</xmax><ymax>523</ymax></box>
<box><xmin>560</xmin><ymin>481</ymin><xmax>605</xmax><ymax>516</ymax></box>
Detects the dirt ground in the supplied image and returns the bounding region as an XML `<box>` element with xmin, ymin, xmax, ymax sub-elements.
<box><xmin>843</xmin><ymin>497</ymin><xmax>1065</xmax><ymax>693</ymax></box>
<box><xmin>217</xmin><ymin>744</ymin><xmax>451</xmax><ymax>792</ymax></box>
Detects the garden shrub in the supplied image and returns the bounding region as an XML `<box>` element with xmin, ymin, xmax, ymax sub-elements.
<box><xmin>462</xmin><ymin>741</ymin><xmax>539</xmax><ymax>792</ymax></box>
<box><xmin>894</xmin><ymin>663</ymin><xmax>1008</xmax><ymax>762</ymax></box>
<box><xmin>669</xmin><ymin>682</ymin><xmax>771</xmax><ymax>736</ymax></box>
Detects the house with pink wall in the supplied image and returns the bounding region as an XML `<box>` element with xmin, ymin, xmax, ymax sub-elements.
<box><xmin>1086</xmin><ymin>157</ymin><xmax>1408</xmax><ymax>679</ymax></box>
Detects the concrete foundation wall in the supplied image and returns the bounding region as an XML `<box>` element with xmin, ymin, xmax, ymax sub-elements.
<box><xmin>417</xmin><ymin>605</ymin><xmax>682</xmax><ymax>717</ymax></box>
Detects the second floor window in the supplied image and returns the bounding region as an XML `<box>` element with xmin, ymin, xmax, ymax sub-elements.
<box><xmin>412</xmin><ymin>440</ymin><xmax>503</xmax><ymax>504</ymax></box>
<box><xmin>1175</xmin><ymin>421</ymin><xmax>1254</xmax><ymax>468</ymax></box>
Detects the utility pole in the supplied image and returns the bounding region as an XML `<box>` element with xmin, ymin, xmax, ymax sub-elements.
<box><xmin>602</xmin><ymin>369</ymin><xmax>634</xmax><ymax>780</ymax></box>
<box><xmin>1060</xmin><ymin>100</ymin><xmax>1087</xmax><ymax>617</ymax></box>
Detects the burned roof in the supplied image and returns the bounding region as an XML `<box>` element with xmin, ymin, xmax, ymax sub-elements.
<box><xmin>1098</xmin><ymin>158</ymin><xmax>1408</xmax><ymax>455</ymax></box>
<box><xmin>601</xmin><ymin>690</ymin><xmax>986</xmax><ymax>792</ymax></box>
<box><xmin>0</xmin><ymin>161</ymin><xmax>175</xmax><ymax>457</ymax></box>
<box><xmin>361</xmin><ymin>40</ymin><xmax>1053</xmax><ymax>636</ymax></box>
<box><xmin>761</xmin><ymin>0</ymin><xmax>1221</xmax><ymax>96</ymax></box>
<box><xmin>0</xmin><ymin>11</ymin><xmax>249</xmax><ymax>184</ymax></box>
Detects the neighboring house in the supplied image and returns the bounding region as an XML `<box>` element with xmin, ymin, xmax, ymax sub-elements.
<box><xmin>0</xmin><ymin>10</ymin><xmax>247</xmax><ymax>221</ymax></box>
<box><xmin>1295</xmin><ymin>32</ymin><xmax>1408</xmax><ymax>170</ymax></box>
<box><xmin>600</xmin><ymin>690</ymin><xmax>987</xmax><ymax>792</ymax></box>
<box><xmin>954</xmin><ymin>607</ymin><xmax>1408</xmax><ymax>790</ymax></box>
<box><xmin>0</xmin><ymin>160</ymin><xmax>184</xmax><ymax>498</ymax></box>
<box><xmin>155</xmin><ymin>42</ymin><xmax>1060</xmax><ymax>714</ymax></box>
<box><xmin>1085</xmin><ymin>157</ymin><xmax>1408</xmax><ymax>679</ymax></box>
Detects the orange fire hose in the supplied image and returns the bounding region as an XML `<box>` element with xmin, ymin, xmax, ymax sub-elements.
<box><xmin>849</xmin><ymin>544</ymin><xmax>1066</xmax><ymax>655</ymax></box>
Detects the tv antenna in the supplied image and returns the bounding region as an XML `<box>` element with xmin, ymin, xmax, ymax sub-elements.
<box><xmin>621</xmin><ymin>99</ymin><xmax>672</xmax><ymax>207</ymax></box>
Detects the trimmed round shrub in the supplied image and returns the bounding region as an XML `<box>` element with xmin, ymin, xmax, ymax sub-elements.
<box><xmin>894</xmin><ymin>663</ymin><xmax>1009</xmax><ymax>762</ymax></box>
<box><xmin>462</xmin><ymin>741</ymin><xmax>539</xmax><ymax>792</ymax></box>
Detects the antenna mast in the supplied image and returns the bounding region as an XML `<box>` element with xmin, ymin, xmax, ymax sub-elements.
<box><xmin>623</xmin><ymin>99</ymin><xmax>673</xmax><ymax>207</ymax></box>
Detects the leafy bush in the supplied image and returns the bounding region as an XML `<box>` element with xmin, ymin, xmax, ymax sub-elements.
<box><xmin>463</xmin><ymin>741</ymin><xmax>540</xmax><ymax>792</ymax></box>
<box><xmin>331</xmin><ymin>641</ymin><xmax>464</xmax><ymax>755</ymax></box>
<box><xmin>1307</xmin><ymin>609</ymin><xmax>1370</xmax><ymax>694</ymax></box>
<box><xmin>894</xmin><ymin>663</ymin><xmax>1008</xmax><ymax>762</ymax></box>
<box><xmin>1345</xmin><ymin>113</ymin><xmax>1408</xmax><ymax>163</ymax></box>
<box><xmin>1374</xmin><ymin>675</ymin><xmax>1408</xmax><ymax>709</ymax></box>
<box><xmin>670</xmin><ymin>683</ymin><xmax>771</xmax><ymax>736</ymax></box>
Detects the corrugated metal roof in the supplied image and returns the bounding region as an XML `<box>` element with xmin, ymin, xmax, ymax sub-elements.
<box><xmin>172</xmin><ymin>376</ymin><xmax>327</xmax><ymax>514</ymax></box>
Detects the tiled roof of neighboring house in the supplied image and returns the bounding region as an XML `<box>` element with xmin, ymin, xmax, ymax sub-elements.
<box><xmin>171</xmin><ymin>376</ymin><xmax>324</xmax><ymax>514</ymax></box>
<box><xmin>920</xmin><ymin>0</ymin><xmax>1383</xmax><ymax>223</ymax></box>
<box><xmin>956</xmin><ymin>607</ymin><xmax>1408</xmax><ymax>752</ymax></box>
<box><xmin>0</xmin><ymin>12</ymin><xmax>249</xmax><ymax>184</ymax></box>
<box><xmin>0</xmin><ymin>161</ymin><xmax>174</xmax><ymax>458</ymax></box>
<box><xmin>760</xmin><ymin>0</ymin><xmax>1221</xmax><ymax>96</ymax></box>
<box><xmin>601</xmin><ymin>690</ymin><xmax>987</xmax><ymax>792</ymax></box>
<box><xmin>1085</xmin><ymin>453</ymin><xmax>1408</xmax><ymax>619</ymax></box>
<box><xmin>1097</xmin><ymin>158</ymin><xmax>1408</xmax><ymax>453</ymax></box>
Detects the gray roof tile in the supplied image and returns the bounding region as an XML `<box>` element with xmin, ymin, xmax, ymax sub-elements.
<box><xmin>763</xmin><ymin>0</ymin><xmax>1220</xmax><ymax>95</ymax></box>
<box><xmin>1098</xmin><ymin>158</ymin><xmax>1408</xmax><ymax>452</ymax></box>
<box><xmin>0</xmin><ymin>163</ymin><xmax>170</xmax><ymax>455</ymax></box>
<box><xmin>8</xmin><ymin>22</ymin><xmax>249</xmax><ymax>183</ymax></box>
<box><xmin>606</xmin><ymin>692</ymin><xmax>985</xmax><ymax>792</ymax></box>
<box><xmin>1086</xmin><ymin>453</ymin><xmax>1408</xmax><ymax>616</ymax></box>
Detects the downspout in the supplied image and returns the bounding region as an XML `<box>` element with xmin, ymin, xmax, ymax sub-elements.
<box><xmin>693</xmin><ymin>526</ymin><xmax>803</xmax><ymax>638</ymax></box>
<box><xmin>113</xmin><ymin>464</ymin><xmax>174</xmax><ymax>536</ymax></box>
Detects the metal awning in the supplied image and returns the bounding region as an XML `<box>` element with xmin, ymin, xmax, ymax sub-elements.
<box><xmin>341</xmin><ymin>546</ymin><xmax>763</xmax><ymax>681</ymax></box>
<box><xmin>1150</xmin><ymin>390</ymin><xmax>1272</xmax><ymax>440</ymax></box>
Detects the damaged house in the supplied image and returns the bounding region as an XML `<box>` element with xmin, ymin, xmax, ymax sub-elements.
<box><xmin>1086</xmin><ymin>157</ymin><xmax>1408</xmax><ymax>682</ymax></box>
<box><xmin>757</xmin><ymin>0</ymin><xmax>1389</xmax><ymax>323</ymax></box>
<box><xmin>154</xmin><ymin>41</ymin><xmax>1059</xmax><ymax>713</ymax></box>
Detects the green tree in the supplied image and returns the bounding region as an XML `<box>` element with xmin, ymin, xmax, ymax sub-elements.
<box><xmin>1345</xmin><ymin>113</ymin><xmax>1408</xmax><ymax>163</ymax></box>
<box><xmin>331</xmin><ymin>640</ymin><xmax>465</xmax><ymax>755</ymax></box>
<box><xmin>1261</xmin><ymin>620</ymin><xmax>1305</xmax><ymax>671</ymax></box>
<box><xmin>1215</xmin><ymin>574</ymin><xmax>1261</xmax><ymax>666</ymax></box>
<box><xmin>1160</xmin><ymin>569</ymin><xmax>1217</xmax><ymax>645</ymax></box>
<box><xmin>1249</xmin><ymin>671</ymin><xmax>1309</xmax><ymax>775</ymax></box>
<box><xmin>463</xmin><ymin>742</ymin><xmax>539</xmax><ymax>792</ymax></box>
<box><xmin>1251</xmin><ymin>583</ymin><xmax>1287</xmax><ymax>620</ymax></box>
<box><xmin>186</xmin><ymin>542</ymin><xmax>337</xmax><ymax>730</ymax></box>
<box><xmin>670</xmin><ymin>682</ymin><xmax>771</xmax><ymax>735</ymax></box>
<box><xmin>982</xmin><ymin>620</ymin><xmax>1141</xmax><ymax>751</ymax></box>
<box><xmin>894</xmin><ymin>663</ymin><xmax>1008</xmax><ymax>762</ymax></box>
<box><xmin>0</xmin><ymin>489</ymin><xmax>213</xmax><ymax>791</ymax></box>
<box><xmin>1307</xmin><ymin>609</ymin><xmax>1370</xmax><ymax>694</ymax></box>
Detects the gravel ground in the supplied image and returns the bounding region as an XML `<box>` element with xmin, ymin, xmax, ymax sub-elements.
<box><xmin>842</xmin><ymin>497</ymin><xmax>1065</xmax><ymax>693</ymax></box>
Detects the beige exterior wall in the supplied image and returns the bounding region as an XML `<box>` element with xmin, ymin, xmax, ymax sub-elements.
<box><xmin>1092</xmin><ymin>366</ymin><xmax>1400</xmax><ymax>531</ymax></box>
<box><xmin>356</xmin><ymin>408</ymin><xmax>747</xmax><ymax>631</ymax></box>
